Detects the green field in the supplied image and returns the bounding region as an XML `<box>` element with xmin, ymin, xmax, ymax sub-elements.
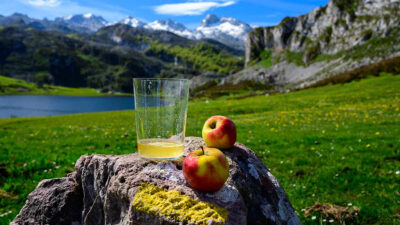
<box><xmin>1</xmin><ymin>74</ymin><xmax>399</xmax><ymax>224</ymax></box>
<box><xmin>0</xmin><ymin>75</ymin><xmax>128</xmax><ymax>96</ymax></box>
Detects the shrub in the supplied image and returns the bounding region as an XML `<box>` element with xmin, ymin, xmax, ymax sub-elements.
<box><xmin>258</xmin><ymin>50</ymin><xmax>273</xmax><ymax>68</ymax></box>
<box><xmin>34</xmin><ymin>72</ymin><xmax>53</xmax><ymax>87</ymax></box>
<box><xmin>285</xmin><ymin>50</ymin><xmax>305</xmax><ymax>66</ymax></box>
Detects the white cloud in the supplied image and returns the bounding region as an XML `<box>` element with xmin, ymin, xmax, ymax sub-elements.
<box><xmin>154</xmin><ymin>1</ymin><xmax>236</xmax><ymax>16</ymax></box>
<box><xmin>27</xmin><ymin>0</ymin><xmax>61</xmax><ymax>7</ymax></box>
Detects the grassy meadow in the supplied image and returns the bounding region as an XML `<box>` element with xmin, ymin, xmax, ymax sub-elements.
<box><xmin>0</xmin><ymin>74</ymin><xmax>400</xmax><ymax>224</ymax></box>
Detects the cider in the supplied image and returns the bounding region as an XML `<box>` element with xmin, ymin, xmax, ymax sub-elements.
<box><xmin>137</xmin><ymin>139</ymin><xmax>184</xmax><ymax>159</ymax></box>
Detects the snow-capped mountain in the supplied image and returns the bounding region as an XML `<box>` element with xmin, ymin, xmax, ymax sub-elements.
<box><xmin>117</xmin><ymin>14</ymin><xmax>252</xmax><ymax>49</ymax></box>
<box><xmin>195</xmin><ymin>14</ymin><xmax>252</xmax><ymax>49</ymax></box>
<box><xmin>0</xmin><ymin>12</ymin><xmax>251</xmax><ymax>48</ymax></box>
<box><xmin>0</xmin><ymin>13</ymin><xmax>86</xmax><ymax>33</ymax></box>
<box><xmin>120</xmin><ymin>16</ymin><xmax>145</xmax><ymax>28</ymax></box>
<box><xmin>118</xmin><ymin>17</ymin><xmax>195</xmax><ymax>38</ymax></box>
<box><xmin>53</xmin><ymin>13</ymin><xmax>253</xmax><ymax>49</ymax></box>
<box><xmin>144</xmin><ymin>19</ymin><xmax>196</xmax><ymax>39</ymax></box>
<box><xmin>57</xmin><ymin>13</ymin><xmax>108</xmax><ymax>31</ymax></box>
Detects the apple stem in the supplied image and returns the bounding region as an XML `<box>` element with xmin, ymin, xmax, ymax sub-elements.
<box><xmin>200</xmin><ymin>146</ymin><xmax>204</xmax><ymax>155</ymax></box>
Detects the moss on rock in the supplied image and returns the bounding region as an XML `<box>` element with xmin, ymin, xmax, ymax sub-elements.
<box><xmin>132</xmin><ymin>183</ymin><xmax>229</xmax><ymax>225</ymax></box>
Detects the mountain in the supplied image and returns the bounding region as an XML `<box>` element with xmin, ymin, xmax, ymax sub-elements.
<box><xmin>94</xmin><ymin>24</ymin><xmax>243</xmax><ymax>73</ymax></box>
<box><xmin>196</xmin><ymin>14</ymin><xmax>252</xmax><ymax>50</ymax></box>
<box><xmin>0</xmin><ymin>13</ymin><xmax>107</xmax><ymax>33</ymax></box>
<box><xmin>57</xmin><ymin>13</ymin><xmax>108</xmax><ymax>31</ymax></box>
<box><xmin>117</xmin><ymin>17</ymin><xmax>195</xmax><ymax>38</ymax></box>
<box><xmin>0</xmin><ymin>22</ymin><xmax>243</xmax><ymax>92</ymax></box>
<box><xmin>119</xmin><ymin>16</ymin><xmax>145</xmax><ymax>28</ymax></box>
<box><xmin>93</xmin><ymin>24</ymin><xmax>194</xmax><ymax>50</ymax></box>
<box><xmin>145</xmin><ymin>19</ymin><xmax>195</xmax><ymax>39</ymax></box>
<box><xmin>0</xmin><ymin>13</ymin><xmax>34</xmax><ymax>26</ymax></box>
<box><xmin>0</xmin><ymin>12</ymin><xmax>246</xmax><ymax>92</ymax></box>
<box><xmin>226</xmin><ymin>0</ymin><xmax>400</xmax><ymax>89</ymax></box>
<box><xmin>0</xmin><ymin>13</ymin><xmax>252</xmax><ymax>49</ymax></box>
<box><xmin>0</xmin><ymin>26</ymin><xmax>165</xmax><ymax>92</ymax></box>
<box><xmin>0</xmin><ymin>13</ymin><xmax>78</xmax><ymax>33</ymax></box>
<box><xmin>60</xmin><ymin>14</ymin><xmax>253</xmax><ymax>49</ymax></box>
<box><xmin>117</xmin><ymin>14</ymin><xmax>252</xmax><ymax>49</ymax></box>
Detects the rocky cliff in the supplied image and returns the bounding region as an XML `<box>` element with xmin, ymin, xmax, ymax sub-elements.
<box><xmin>238</xmin><ymin>0</ymin><xmax>400</xmax><ymax>89</ymax></box>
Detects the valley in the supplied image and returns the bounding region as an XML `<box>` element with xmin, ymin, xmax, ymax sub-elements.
<box><xmin>1</xmin><ymin>0</ymin><xmax>400</xmax><ymax>96</ymax></box>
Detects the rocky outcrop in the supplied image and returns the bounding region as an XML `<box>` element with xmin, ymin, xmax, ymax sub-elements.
<box><xmin>223</xmin><ymin>52</ymin><xmax>400</xmax><ymax>90</ymax></box>
<box><xmin>238</xmin><ymin>0</ymin><xmax>400</xmax><ymax>89</ymax></box>
<box><xmin>246</xmin><ymin>0</ymin><xmax>400</xmax><ymax>65</ymax></box>
<box><xmin>12</xmin><ymin>137</ymin><xmax>301</xmax><ymax>225</ymax></box>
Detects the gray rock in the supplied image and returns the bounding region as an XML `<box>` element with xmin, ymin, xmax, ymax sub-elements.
<box><xmin>12</xmin><ymin>174</ymin><xmax>83</xmax><ymax>225</ymax></box>
<box><xmin>189</xmin><ymin>72</ymin><xmax>228</xmax><ymax>90</ymax></box>
<box><xmin>246</xmin><ymin>0</ymin><xmax>400</xmax><ymax>65</ymax></box>
<box><xmin>239</xmin><ymin>0</ymin><xmax>400</xmax><ymax>89</ymax></box>
<box><xmin>12</xmin><ymin>137</ymin><xmax>301</xmax><ymax>225</ymax></box>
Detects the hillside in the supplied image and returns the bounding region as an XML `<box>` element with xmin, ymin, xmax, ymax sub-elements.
<box><xmin>0</xmin><ymin>74</ymin><xmax>399</xmax><ymax>224</ymax></box>
<box><xmin>95</xmin><ymin>24</ymin><xmax>243</xmax><ymax>74</ymax></box>
<box><xmin>226</xmin><ymin>0</ymin><xmax>400</xmax><ymax>89</ymax></box>
<box><xmin>0</xmin><ymin>24</ymin><xmax>243</xmax><ymax>93</ymax></box>
<box><xmin>0</xmin><ymin>26</ymin><xmax>164</xmax><ymax>92</ymax></box>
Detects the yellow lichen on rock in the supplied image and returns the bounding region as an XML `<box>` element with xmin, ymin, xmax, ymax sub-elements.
<box><xmin>132</xmin><ymin>182</ymin><xmax>229</xmax><ymax>225</ymax></box>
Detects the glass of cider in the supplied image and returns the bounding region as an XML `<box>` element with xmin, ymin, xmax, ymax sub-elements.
<box><xmin>133</xmin><ymin>78</ymin><xmax>189</xmax><ymax>160</ymax></box>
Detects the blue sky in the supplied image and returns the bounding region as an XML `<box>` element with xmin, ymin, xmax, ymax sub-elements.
<box><xmin>1</xmin><ymin>0</ymin><xmax>329</xmax><ymax>29</ymax></box>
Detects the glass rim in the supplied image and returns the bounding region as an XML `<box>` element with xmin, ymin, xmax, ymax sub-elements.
<box><xmin>133</xmin><ymin>78</ymin><xmax>189</xmax><ymax>82</ymax></box>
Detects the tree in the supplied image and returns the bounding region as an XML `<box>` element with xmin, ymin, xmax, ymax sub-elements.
<box><xmin>34</xmin><ymin>72</ymin><xmax>53</xmax><ymax>87</ymax></box>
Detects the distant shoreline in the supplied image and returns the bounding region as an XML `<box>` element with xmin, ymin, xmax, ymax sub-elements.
<box><xmin>0</xmin><ymin>75</ymin><xmax>132</xmax><ymax>97</ymax></box>
<box><xmin>0</xmin><ymin>92</ymin><xmax>132</xmax><ymax>97</ymax></box>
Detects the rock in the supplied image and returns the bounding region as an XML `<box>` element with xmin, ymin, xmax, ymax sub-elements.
<box><xmin>12</xmin><ymin>137</ymin><xmax>301</xmax><ymax>225</ymax></box>
<box><xmin>239</xmin><ymin>0</ymin><xmax>400</xmax><ymax>89</ymax></box>
<box><xmin>189</xmin><ymin>71</ymin><xmax>228</xmax><ymax>90</ymax></box>
<box><xmin>12</xmin><ymin>174</ymin><xmax>83</xmax><ymax>225</ymax></box>
<box><xmin>245</xmin><ymin>0</ymin><xmax>400</xmax><ymax>65</ymax></box>
<box><xmin>17</xmin><ymin>87</ymin><xmax>30</xmax><ymax>92</ymax></box>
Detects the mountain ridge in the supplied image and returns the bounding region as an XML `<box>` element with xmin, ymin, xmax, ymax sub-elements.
<box><xmin>0</xmin><ymin>12</ymin><xmax>252</xmax><ymax>49</ymax></box>
<box><xmin>116</xmin><ymin>14</ymin><xmax>252</xmax><ymax>49</ymax></box>
<box><xmin>56</xmin><ymin>13</ymin><xmax>107</xmax><ymax>31</ymax></box>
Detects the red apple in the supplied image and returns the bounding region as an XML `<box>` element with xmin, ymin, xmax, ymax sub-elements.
<box><xmin>183</xmin><ymin>146</ymin><xmax>229</xmax><ymax>192</ymax></box>
<box><xmin>202</xmin><ymin>116</ymin><xmax>236</xmax><ymax>149</ymax></box>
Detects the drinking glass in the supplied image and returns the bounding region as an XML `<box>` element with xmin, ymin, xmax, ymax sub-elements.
<box><xmin>133</xmin><ymin>78</ymin><xmax>189</xmax><ymax>160</ymax></box>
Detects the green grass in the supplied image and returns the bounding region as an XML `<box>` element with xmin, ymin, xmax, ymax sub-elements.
<box><xmin>312</xmin><ymin>52</ymin><xmax>342</xmax><ymax>63</ymax></box>
<box><xmin>257</xmin><ymin>50</ymin><xmax>273</xmax><ymax>68</ymax></box>
<box><xmin>66</xmin><ymin>33</ymin><xmax>83</xmax><ymax>41</ymax></box>
<box><xmin>285</xmin><ymin>50</ymin><xmax>306</xmax><ymax>66</ymax></box>
<box><xmin>1</xmin><ymin>75</ymin><xmax>400</xmax><ymax>224</ymax></box>
<box><xmin>0</xmin><ymin>75</ymin><xmax>128</xmax><ymax>96</ymax></box>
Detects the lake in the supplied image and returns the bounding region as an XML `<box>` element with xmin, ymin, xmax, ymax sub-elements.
<box><xmin>0</xmin><ymin>95</ymin><xmax>134</xmax><ymax>118</ymax></box>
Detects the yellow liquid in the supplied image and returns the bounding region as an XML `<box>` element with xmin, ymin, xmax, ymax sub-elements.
<box><xmin>138</xmin><ymin>139</ymin><xmax>184</xmax><ymax>159</ymax></box>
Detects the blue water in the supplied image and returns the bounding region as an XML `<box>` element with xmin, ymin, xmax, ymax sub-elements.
<box><xmin>0</xmin><ymin>95</ymin><xmax>134</xmax><ymax>118</ymax></box>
